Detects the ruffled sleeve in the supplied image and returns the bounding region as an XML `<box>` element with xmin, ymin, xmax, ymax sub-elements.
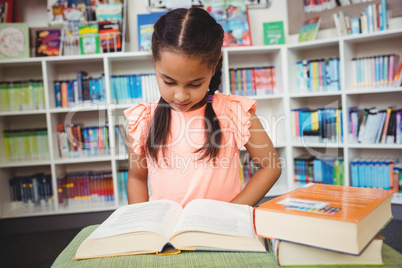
<box><xmin>225</xmin><ymin>95</ymin><xmax>257</xmax><ymax>149</ymax></box>
<box><xmin>123</xmin><ymin>103</ymin><xmax>152</xmax><ymax>155</ymax></box>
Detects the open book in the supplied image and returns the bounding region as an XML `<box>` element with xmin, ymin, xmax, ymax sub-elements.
<box><xmin>74</xmin><ymin>199</ymin><xmax>266</xmax><ymax>259</ymax></box>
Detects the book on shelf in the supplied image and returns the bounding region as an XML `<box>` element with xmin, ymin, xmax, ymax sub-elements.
<box><xmin>394</xmin><ymin>60</ymin><xmax>402</xmax><ymax>87</ymax></box>
<box><xmin>204</xmin><ymin>0</ymin><xmax>252</xmax><ymax>47</ymax></box>
<box><xmin>58</xmin><ymin>171</ymin><xmax>114</xmax><ymax>207</ymax></box>
<box><xmin>262</xmin><ymin>21</ymin><xmax>285</xmax><ymax>45</ymax></box>
<box><xmin>98</xmin><ymin>21</ymin><xmax>121</xmax><ymax>53</ymax></box>
<box><xmin>229</xmin><ymin>67</ymin><xmax>275</xmax><ymax>96</ymax></box>
<box><xmin>254</xmin><ymin>183</ymin><xmax>394</xmax><ymax>255</ymax></box>
<box><xmin>270</xmin><ymin>235</ymin><xmax>384</xmax><ymax>266</ymax></box>
<box><xmin>348</xmin><ymin>107</ymin><xmax>401</xmax><ymax>144</ymax></box>
<box><xmin>3</xmin><ymin>128</ymin><xmax>49</xmax><ymax>161</ymax></box>
<box><xmin>291</xmin><ymin>107</ymin><xmax>343</xmax><ymax>144</ymax></box>
<box><xmin>0</xmin><ymin>23</ymin><xmax>29</xmax><ymax>59</ymax></box>
<box><xmin>293</xmin><ymin>155</ymin><xmax>344</xmax><ymax>185</ymax></box>
<box><xmin>115</xmin><ymin>125</ymin><xmax>128</xmax><ymax>155</ymax></box>
<box><xmin>96</xmin><ymin>3</ymin><xmax>123</xmax><ymax>23</ymax></box>
<box><xmin>74</xmin><ymin>199</ymin><xmax>266</xmax><ymax>259</ymax></box>
<box><xmin>34</xmin><ymin>28</ymin><xmax>61</xmax><ymax>57</ymax></box>
<box><xmin>298</xmin><ymin>16</ymin><xmax>321</xmax><ymax>42</ymax></box>
<box><xmin>0</xmin><ymin>0</ymin><xmax>16</xmax><ymax>23</ymax></box>
<box><xmin>78</xmin><ymin>24</ymin><xmax>100</xmax><ymax>55</ymax></box>
<box><xmin>351</xmin><ymin>54</ymin><xmax>400</xmax><ymax>89</ymax></box>
<box><xmin>137</xmin><ymin>12</ymin><xmax>166</xmax><ymax>52</ymax></box>
<box><xmin>9</xmin><ymin>173</ymin><xmax>54</xmax><ymax>208</ymax></box>
<box><xmin>350</xmin><ymin>157</ymin><xmax>400</xmax><ymax>191</ymax></box>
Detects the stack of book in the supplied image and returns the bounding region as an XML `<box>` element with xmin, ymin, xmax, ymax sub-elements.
<box><xmin>3</xmin><ymin>128</ymin><xmax>49</xmax><ymax>161</ymax></box>
<box><xmin>296</xmin><ymin>57</ymin><xmax>340</xmax><ymax>93</ymax></box>
<box><xmin>110</xmin><ymin>74</ymin><xmax>159</xmax><ymax>104</ymax></box>
<box><xmin>351</xmin><ymin>54</ymin><xmax>400</xmax><ymax>89</ymax></box>
<box><xmin>348</xmin><ymin>107</ymin><xmax>402</xmax><ymax>144</ymax></box>
<box><xmin>350</xmin><ymin>157</ymin><xmax>400</xmax><ymax>191</ymax></box>
<box><xmin>0</xmin><ymin>80</ymin><xmax>45</xmax><ymax>112</ymax></box>
<box><xmin>57</xmin><ymin>171</ymin><xmax>115</xmax><ymax>208</ymax></box>
<box><xmin>291</xmin><ymin>107</ymin><xmax>343</xmax><ymax>144</ymax></box>
<box><xmin>229</xmin><ymin>67</ymin><xmax>276</xmax><ymax>96</ymax></box>
<box><xmin>254</xmin><ymin>183</ymin><xmax>394</xmax><ymax>266</ymax></box>
<box><xmin>54</xmin><ymin>71</ymin><xmax>106</xmax><ymax>108</ymax></box>
<box><xmin>333</xmin><ymin>0</ymin><xmax>388</xmax><ymax>36</ymax></box>
<box><xmin>294</xmin><ymin>155</ymin><xmax>344</xmax><ymax>185</ymax></box>
<box><xmin>9</xmin><ymin>173</ymin><xmax>53</xmax><ymax>208</ymax></box>
<box><xmin>56</xmin><ymin>124</ymin><xmax>110</xmax><ymax>158</ymax></box>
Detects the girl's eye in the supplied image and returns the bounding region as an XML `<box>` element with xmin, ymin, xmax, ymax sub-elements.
<box><xmin>163</xmin><ymin>80</ymin><xmax>175</xmax><ymax>85</ymax></box>
<box><xmin>189</xmin><ymin>84</ymin><xmax>202</xmax><ymax>88</ymax></box>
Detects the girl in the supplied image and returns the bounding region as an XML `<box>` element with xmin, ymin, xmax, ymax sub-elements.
<box><xmin>124</xmin><ymin>7</ymin><xmax>281</xmax><ymax>207</ymax></box>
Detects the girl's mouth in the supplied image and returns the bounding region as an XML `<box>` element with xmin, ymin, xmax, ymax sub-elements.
<box><xmin>174</xmin><ymin>103</ymin><xmax>190</xmax><ymax>109</ymax></box>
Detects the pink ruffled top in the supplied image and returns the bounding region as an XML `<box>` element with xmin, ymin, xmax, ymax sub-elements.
<box><xmin>124</xmin><ymin>94</ymin><xmax>257</xmax><ymax>207</ymax></box>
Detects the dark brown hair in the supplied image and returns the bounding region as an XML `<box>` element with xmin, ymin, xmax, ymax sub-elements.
<box><xmin>145</xmin><ymin>7</ymin><xmax>224</xmax><ymax>163</ymax></box>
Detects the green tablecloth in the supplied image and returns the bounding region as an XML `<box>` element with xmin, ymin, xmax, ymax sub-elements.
<box><xmin>51</xmin><ymin>225</ymin><xmax>402</xmax><ymax>268</ymax></box>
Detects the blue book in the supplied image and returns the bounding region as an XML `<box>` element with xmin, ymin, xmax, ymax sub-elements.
<box><xmin>381</xmin><ymin>0</ymin><xmax>387</xmax><ymax>30</ymax></box>
<box><xmin>350</xmin><ymin>17</ymin><xmax>361</xmax><ymax>34</ymax></box>
<box><xmin>54</xmin><ymin>82</ymin><xmax>61</xmax><ymax>107</ymax></box>
<box><xmin>67</xmin><ymin>81</ymin><xmax>74</xmax><ymax>107</ymax></box>
<box><xmin>137</xmin><ymin>12</ymin><xmax>166</xmax><ymax>51</ymax></box>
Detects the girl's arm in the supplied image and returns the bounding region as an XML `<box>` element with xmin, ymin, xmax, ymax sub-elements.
<box><xmin>231</xmin><ymin>109</ymin><xmax>282</xmax><ymax>207</ymax></box>
<box><xmin>126</xmin><ymin>135</ymin><xmax>149</xmax><ymax>204</ymax></box>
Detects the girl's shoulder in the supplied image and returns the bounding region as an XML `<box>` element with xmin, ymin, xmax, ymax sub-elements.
<box><xmin>213</xmin><ymin>94</ymin><xmax>257</xmax><ymax>116</ymax></box>
<box><xmin>123</xmin><ymin>101</ymin><xmax>156</xmax><ymax>123</ymax></box>
<box><xmin>213</xmin><ymin>94</ymin><xmax>257</xmax><ymax>149</ymax></box>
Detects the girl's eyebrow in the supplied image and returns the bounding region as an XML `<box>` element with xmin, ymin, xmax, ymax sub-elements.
<box><xmin>160</xmin><ymin>73</ymin><xmax>206</xmax><ymax>82</ymax></box>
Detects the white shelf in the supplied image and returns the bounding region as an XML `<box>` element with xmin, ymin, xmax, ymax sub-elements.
<box><xmin>289</xmin><ymin>91</ymin><xmax>341</xmax><ymax>98</ymax></box>
<box><xmin>0</xmin><ymin>110</ymin><xmax>47</xmax><ymax>116</ymax></box>
<box><xmin>53</xmin><ymin>155</ymin><xmax>113</xmax><ymax>164</ymax></box>
<box><xmin>347</xmin><ymin>143</ymin><xmax>402</xmax><ymax>149</ymax></box>
<box><xmin>49</xmin><ymin>104</ymin><xmax>108</xmax><ymax>114</ymax></box>
<box><xmin>346</xmin><ymin>87</ymin><xmax>402</xmax><ymax>95</ymax></box>
<box><xmin>292</xmin><ymin>142</ymin><xmax>344</xmax><ymax>148</ymax></box>
<box><xmin>247</xmin><ymin>94</ymin><xmax>283</xmax><ymax>100</ymax></box>
<box><xmin>2</xmin><ymin>204</ymin><xmax>117</xmax><ymax>219</ymax></box>
<box><xmin>0</xmin><ymin>160</ymin><xmax>51</xmax><ymax>168</ymax></box>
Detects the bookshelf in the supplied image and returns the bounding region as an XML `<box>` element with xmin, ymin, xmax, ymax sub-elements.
<box><xmin>1</xmin><ymin>27</ymin><xmax>402</xmax><ymax>219</ymax></box>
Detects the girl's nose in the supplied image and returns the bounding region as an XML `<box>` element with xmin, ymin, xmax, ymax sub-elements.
<box><xmin>175</xmin><ymin>88</ymin><xmax>189</xmax><ymax>103</ymax></box>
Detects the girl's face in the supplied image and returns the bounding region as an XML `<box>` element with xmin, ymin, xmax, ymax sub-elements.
<box><xmin>154</xmin><ymin>51</ymin><xmax>215</xmax><ymax>112</ymax></box>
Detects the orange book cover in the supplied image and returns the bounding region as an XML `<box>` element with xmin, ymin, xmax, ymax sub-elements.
<box><xmin>254</xmin><ymin>183</ymin><xmax>393</xmax><ymax>254</ymax></box>
<box><xmin>255</xmin><ymin>183</ymin><xmax>393</xmax><ymax>224</ymax></box>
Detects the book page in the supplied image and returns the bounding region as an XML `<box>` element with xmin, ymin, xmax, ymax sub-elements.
<box><xmin>87</xmin><ymin>200</ymin><xmax>183</xmax><ymax>240</ymax></box>
<box><xmin>170</xmin><ymin>199</ymin><xmax>257</xmax><ymax>239</ymax></box>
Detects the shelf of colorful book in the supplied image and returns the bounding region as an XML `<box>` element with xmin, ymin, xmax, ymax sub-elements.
<box><xmin>224</xmin><ymin>45</ymin><xmax>283</xmax><ymax>96</ymax></box>
<box><xmin>287</xmin><ymin>38</ymin><xmax>340</xmax><ymax>94</ymax></box>
<box><xmin>342</xmin><ymin>29</ymin><xmax>402</xmax><ymax>90</ymax></box>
